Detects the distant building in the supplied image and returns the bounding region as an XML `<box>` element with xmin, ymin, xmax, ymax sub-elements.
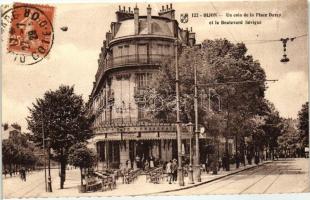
<box><xmin>1</xmin><ymin>125</ymin><xmax>21</xmax><ymax>141</ymax></box>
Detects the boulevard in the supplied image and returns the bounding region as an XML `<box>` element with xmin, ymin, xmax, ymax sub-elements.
<box><xmin>3</xmin><ymin>158</ymin><xmax>309</xmax><ymax>198</ymax></box>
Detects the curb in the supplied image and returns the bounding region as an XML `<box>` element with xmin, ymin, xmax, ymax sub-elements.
<box><xmin>137</xmin><ymin>161</ymin><xmax>272</xmax><ymax>196</ymax></box>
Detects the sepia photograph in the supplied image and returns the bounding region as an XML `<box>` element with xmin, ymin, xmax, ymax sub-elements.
<box><xmin>1</xmin><ymin>0</ymin><xmax>309</xmax><ymax>199</ymax></box>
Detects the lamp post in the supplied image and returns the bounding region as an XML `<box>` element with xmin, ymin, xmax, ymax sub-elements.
<box><xmin>187</xmin><ymin>122</ymin><xmax>194</xmax><ymax>184</ymax></box>
<box><xmin>46</xmin><ymin>137</ymin><xmax>53</xmax><ymax>192</ymax></box>
<box><xmin>41</xmin><ymin>109</ymin><xmax>47</xmax><ymax>192</ymax></box>
<box><xmin>193</xmin><ymin>55</ymin><xmax>201</xmax><ymax>182</ymax></box>
<box><xmin>175</xmin><ymin>39</ymin><xmax>184</xmax><ymax>186</ymax></box>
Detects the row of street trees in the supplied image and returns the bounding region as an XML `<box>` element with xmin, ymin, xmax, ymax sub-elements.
<box><xmin>297</xmin><ymin>102</ymin><xmax>309</xmax><ymax>150</ymax></box>
<box><xmin>277</xmin><ymin>102</ymin><xmax>309</xmax><ymax>157</ymax></box>
<box><xmin>2</xmin><ymin>123</ymin><xmax>40</xmax><ymax>175</ymax></box>
<box><xmin>142</xmin><ymin>39</ymin><xmax>287</xmax><ymax>170</ymax></box>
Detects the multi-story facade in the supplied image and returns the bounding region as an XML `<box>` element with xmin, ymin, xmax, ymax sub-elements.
<box><xmin>87</xmin><ymin>4</ymin><xmax>199</xmax><ymax>169</ymax></box>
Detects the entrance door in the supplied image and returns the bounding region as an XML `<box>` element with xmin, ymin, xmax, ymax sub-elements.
<box><xmin>136</xmin><ymin>141</ymin><xmax>150</xmax><ymax>160</ymax></box>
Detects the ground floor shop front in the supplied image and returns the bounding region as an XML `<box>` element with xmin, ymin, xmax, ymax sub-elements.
<box><xmin>89</xmin><ymin>130</ymin><xmax>236</xmax><ymax>170</ymax></box>
<box><xmin>95</xmin><ymin>139</ymin><xmax>180</xmax><ymax>169</ymax></box>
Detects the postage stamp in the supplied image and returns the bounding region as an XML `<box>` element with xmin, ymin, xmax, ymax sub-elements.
<box><xmin>6</xmin><ymin>2</ymin><xmax>54</xmax><ymax>65</ymax></box>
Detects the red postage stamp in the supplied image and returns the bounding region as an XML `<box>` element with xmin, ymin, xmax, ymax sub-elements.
<box><xmin>7</xmin><ymin>2</ymin><xmax>55</xmax><ymax>65</ymax></box>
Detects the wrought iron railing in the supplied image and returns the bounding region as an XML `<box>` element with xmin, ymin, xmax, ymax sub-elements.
<box><xmin>106</xmin><ymin>54</ymin><xmax>173</xmax><ymax>70</ymax></box>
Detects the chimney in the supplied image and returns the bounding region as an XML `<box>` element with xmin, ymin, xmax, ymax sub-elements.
<box><xmin>147</xmin><ymin>4</ymin><xmax>152</xmax><ymax>34</ymax></box>
<box><xmin>188</xmin><ymin>30</ymin><xmax>196</xmax><ymax>47</ymax></box>
<box><xmin>180</xmin><ymin>28</ymin><xmax>189</xmax><ymax>44</ymax></box>
<box><xmin>116</xmin><ymin>5</ymin><xmax>134</xmax><ymax>22</ymax></box>
<box><xmin>158</xmin><ymin>4</ymin><xmax>175</xmax><ymax>20</ymax></box>
<box><xmin>111</xmin><ymin>22</ymin><xmax>121</xmax><ymax>38</ymax></box>
<box><xmin>106</xmin><ymin>31</ymin><xmax>112</xmax><ymax>44</ymax></box>
<box><xmin>134</xmin><ymin>5</ymin><xmax>139</xmax><ymax>35</ymax></box>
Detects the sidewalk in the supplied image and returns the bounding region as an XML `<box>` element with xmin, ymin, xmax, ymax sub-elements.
<box><xmin>49</xmin><ymin>161</ymin><xmax>270</xmax><ymax>197</ymax></box>
<box><xmin>3</xmin><ymin>161</ymin><xmax>271</xmax><ymax>198</ymax></box>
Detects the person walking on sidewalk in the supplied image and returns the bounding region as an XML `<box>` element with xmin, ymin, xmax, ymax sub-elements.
<box><xmin>166</xmin><ymin>160</ymin><xmax>172</xmax><ymax>184</ymax></box>
<box><xmin>150</xmin><ymin>156</ymin><xmax>155</xmax><ymax>168</ymax></box>
<box><xmin>171</xmin><ymin>159</ymin><xmax>178</xmax><ymax>183</ymax></box>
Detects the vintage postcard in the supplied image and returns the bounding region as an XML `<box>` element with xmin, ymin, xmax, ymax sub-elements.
<box><xmin>1</xmin><ymin>0</ymin><xmax>309</xmax><ymax>198</ymax></box>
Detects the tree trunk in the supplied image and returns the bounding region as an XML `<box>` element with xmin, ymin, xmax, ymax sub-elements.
<box><xmin>60</xmin><ymin>159</ymin><xmax>66</xmax><ymax>189</ymax></box>
<box><xmin>80</xmin><ymin>167</ymin><xmax>83</xmax><ymax>186</ymax></box>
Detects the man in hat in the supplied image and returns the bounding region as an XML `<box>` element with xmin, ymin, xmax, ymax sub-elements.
<box><xmin>171</xmin><ymin>159</ymin><xmax>178</xmax><ymax>183</ymax></box>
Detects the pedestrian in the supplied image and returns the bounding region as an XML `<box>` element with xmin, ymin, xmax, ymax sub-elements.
<box><xmin>222</xmin><ymin>154</ymin><xmax>227</xmax><ymax>171</ymax></box>
<box><xmin>205</xmin><ymin>156</ymin><xmax>210</xmax><ymax>173</ymax></box>
<box><xmin>166</xmin><ymin>160</ymin><xmax>172</xmax><ymax>184</ymax></box>
<box><xmin>247</xmin><ymin>152</ymin><xmax>252</xmax><ymax>165</ymax></box>
<box><xmin>19</xmin><ymin>168</ymin><xmax>23</xmax><ymax>180</ymax></box>
<box><xmin>22</xmin><ymin>168</ymin><xmax>26</xmax><ymax>181</ymax></box>
<box><xmin>135</xmin><ymin>155</ymin><xmax>141</xmax><ymax>168</ymax></box>
<box><xmin>236</xmin><ymin>151</ymin><xmax>240</xmax><ymax>169</ymax></box>
<box><xmin>4</xmin><ymin>169</ymin><xmax>7</xmax><ymax>178</ymax></box>
<box><xmin>218</xmin><ymin>157</ymin><xmax>222</xmax><ymax>171</ymax></box>
<box><xmin>171</xmin><ymin>159</ymin><xmax>178</xmax><ymax>183</ymax></box>
<box><xmin>144</xmin><ymin>159</ymin><xmax>150</xmax><ymax>170</ymax></box>
<box><xmin>149</xmin><ymin>156</ymin><xmax>155</xmax><ymax>168</ymax></box>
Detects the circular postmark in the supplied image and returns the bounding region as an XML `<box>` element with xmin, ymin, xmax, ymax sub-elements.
<box><xmin>3</xmin><ymin>3</ymin><xmax>54</xmax><ymax>65</ymax></box>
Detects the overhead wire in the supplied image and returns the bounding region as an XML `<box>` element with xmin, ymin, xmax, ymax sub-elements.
<box><xmin>208</xmin><ymin>2</ymin><xmax>307</xmax><ymax>45</ymax></box>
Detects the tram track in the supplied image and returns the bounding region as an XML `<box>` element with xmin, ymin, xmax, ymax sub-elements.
<box><xmin>262</xmin><ymin>171</ymin><xmax>283</xmax><ymax>194</ymax></box>
<box><xmin>238</xmin><ymin>164</ymin><xmax>281</xmax><ymax>194</ymax></box>
<box><xmin>204</xmin><ymin>164</ymin><xmax>271</xmax><ymax>194</ymax></box>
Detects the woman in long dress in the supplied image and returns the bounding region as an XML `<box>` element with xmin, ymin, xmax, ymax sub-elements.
<box><xmin>150</xmin><ymin>156</ymin><xmax>155</xmax><ymax>168</ymax></box>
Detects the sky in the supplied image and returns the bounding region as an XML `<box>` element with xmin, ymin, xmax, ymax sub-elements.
<box><xmin>1</xmin><ymin>0</ymin><xmax>308</xmax><ymax>132</ymax></box>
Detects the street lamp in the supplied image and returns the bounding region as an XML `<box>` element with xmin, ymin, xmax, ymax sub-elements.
<box><xmin>45</xmin><ymin>137</ymin><xmax>53</xmax><ymax>192</ymax></box>
<box><xmin>175</xmin><ymin>39</ymin><xmax>184</xmax><ymax>186</ymax></box>
<box><xmin>186</xmin><ymin>122</ymin><xmax>194</xmax><ymax>184</ymax></box>
<box><xmin>193</xmin><ymin>53</ymin><xmax>201</xmax><ymax>182</ymax></box>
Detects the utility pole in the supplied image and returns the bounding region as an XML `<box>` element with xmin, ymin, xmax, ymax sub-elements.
<box><xmin>194</xmin><ymin>56</ymin><xmax>201</xmax><ymax>182</ymax></box>
<box><xmin>47</xmin><ymin>137</ymin><xmax>53</xmax><ymax>192</ymax></box>
<box><xmin>187</xmin><ymin>122</ymin><xmax>194</xmax><ymax>184</ymax></box>
<box><xmin>175</xmin><ymin>39</ymin><xmax>184</xmax><ymax>186</ymax></box>
<box><xmin>42</xmin><ymin>109</ymin><xmax>47</xmax><ymax>192</ymax></box>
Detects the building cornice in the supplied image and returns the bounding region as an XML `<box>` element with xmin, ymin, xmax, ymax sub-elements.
<box><xmin>108</xmin><ymin>34</ymin><xmax>176</xmax><ymax>48</ymax></box>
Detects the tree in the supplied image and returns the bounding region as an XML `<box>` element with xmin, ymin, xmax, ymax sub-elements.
<box><xmin>297</xmin><ymin>102</ymin><xmax>309</xmax><ymax>148</ymax></box>
<box><xmin>2</xmin><ymin>131</ymin><xmax>38</xmax><ymax>173</ymax></box>
<box><xmin>11</xmin><ymin>123</ymin><xmax>21</xmax><ymax>131</ymax></box>
<box><xmin>260</xmin><ymin>100</ymin><xmax>283</xmax><ymax>159</ymax></box>
<box><xmin>277</xmin><ymin>118</ymin><xmax>300</xmax><ymax>157</ymax></box>
<box><xmin>2</xmin><ymin>123</ymin><xmax>9</xmax><ymax>131</ymax></box>
<box><xmin>68</xmin><ymin>143</ymin><xmax>96</xmax><ymax>187</ymax></box>
<box><xmin>27</xmin><ymin>85</ymin><xmax>93</xmax><ymax>189</ymax></box>
<box><xmin>142</xmin><ymin>39</ymin><xmax>267</xmax><ymax>170</ymax></box>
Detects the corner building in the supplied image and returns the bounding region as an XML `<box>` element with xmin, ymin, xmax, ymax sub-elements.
<box><xmin>88</xmin><ymin>4</ymin><xmax>197</xmax><ymax>169</ymax></box>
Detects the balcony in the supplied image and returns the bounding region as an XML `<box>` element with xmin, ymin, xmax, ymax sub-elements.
<box><xmin>106</xmin><ymin>54</ymin><xmax>173</xmax><ymax>71</ymax></box>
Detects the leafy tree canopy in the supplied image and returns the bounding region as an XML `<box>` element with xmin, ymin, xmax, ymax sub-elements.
<box><xmin>68</xmin><ymin>143</ymin><xmax>96</xmax><ymax>169</ymax></box>
<box><xmin>27</xmin><ymin>85</ymin><xmax>93</xmax><ymax>155</ymax></box>
<box><xmin>297</xmin><ymin>102</ymin><xmax>309</xmax><ymax>147</ymax></box>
